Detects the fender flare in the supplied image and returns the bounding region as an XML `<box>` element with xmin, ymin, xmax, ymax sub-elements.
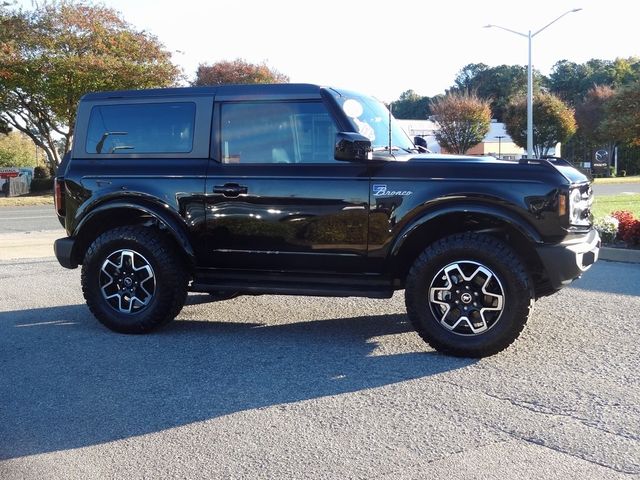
<box><xmin>390</xmin><ymin>202</ymin><xmax>543</xmax><ymax>260</ymax></box>
<box><xmin>73</xmin><ymin>198</ymin><xmax>196</xmax><ymax>264</ymax></box>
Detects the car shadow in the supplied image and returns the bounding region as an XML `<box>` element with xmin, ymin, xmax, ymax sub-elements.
<box><xmin>0</xmin><ymin>303</ymin><xmax>475</xmax><ymax>459</ymax></box>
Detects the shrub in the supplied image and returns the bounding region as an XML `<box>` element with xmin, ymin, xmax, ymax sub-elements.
<box><xmin>612</xmin><ymin>210</ymin><xmax>640</xmax><ymax>246</ymax></box>
<box><xmin>34</xmin><ymin>165</ymin><xmax>50</xmax><ymax>179</ymax></box>
<box><xmin>619</xmin><ymin>170</ymin><xmax>627</xmax><ymax>177</ymax></box>
<box><xmin>30</xmin><ymin>177</ymin><xmax>54</xmax><ymax>192</ymax></box>
<box><xmin>594</xmin><ymin>215</ymin><xmax>619</xmax><ymax>244</ymax></box>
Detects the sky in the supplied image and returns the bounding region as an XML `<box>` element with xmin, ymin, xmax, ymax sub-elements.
<box><xmin>15</xmin><ymin>0</ymin><xmax>640</xmax><ymax>102</ymax></box>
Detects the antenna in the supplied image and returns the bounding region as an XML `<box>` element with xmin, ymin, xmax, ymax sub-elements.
<box><xmin>388</xmin><ymin>102</ymin><xmax>392</xmax><ymax>154</ymax></box>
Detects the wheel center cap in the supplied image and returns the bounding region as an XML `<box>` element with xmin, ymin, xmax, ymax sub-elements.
<box><xmin>460</xmin><ymin>292</ymin><xmax>473</xmax><ymax>304</ymax></box>
<box><xmin>123</xmin><ymin>277</ymin><xmax>133</xmax><ymax>287</ymax></box>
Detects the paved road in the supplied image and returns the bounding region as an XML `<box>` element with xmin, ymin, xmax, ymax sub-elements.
<box><xmin>0</xmin><ymin>258</ymin><xmax>638</xmax><ymax>479</ymax></box>
<box><xmin>0</xmin><ymin>205</ymin><xmax>60</xmax><ymax>233</ymax></box>
<box><xmin>592</xmin><ymin>182</ymin><xmax>640</xmax><ymax>196</ymax></box>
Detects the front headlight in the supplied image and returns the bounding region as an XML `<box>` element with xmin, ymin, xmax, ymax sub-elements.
<box><xmin>569</xmin><ymin>185</ymin><xmax>593</xmax><ymax>226</ymax></box>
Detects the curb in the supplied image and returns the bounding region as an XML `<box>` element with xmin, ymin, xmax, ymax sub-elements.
<box><xmin>599</xmin><ymin>247</ymin><xmax>640</xmax><ymax>264</ymax></box>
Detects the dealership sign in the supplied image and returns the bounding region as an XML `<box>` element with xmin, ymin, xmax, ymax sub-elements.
<box><xmin>0</xmin><ymin>168</ymin><xmax>21</xmax><ymax>179</ymax></box>
<box><xmin>592</xmin><ymin>149</ymin><xmax>610</xmax><ymax>175</ymax></box>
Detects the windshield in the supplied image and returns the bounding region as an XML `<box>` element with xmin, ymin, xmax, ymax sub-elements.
<box><xmin>336</xmin><ymin>94</ymin><xmax>414</xmax><ymax>152</ymax></box>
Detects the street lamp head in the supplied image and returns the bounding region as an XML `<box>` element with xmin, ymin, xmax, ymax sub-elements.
<box><xmin>483</xmin><ymin>24</ymin><xmax>493</xmax><ymax>28</ymax></box>
<box><xmin>571</xmin><ymin>8</ymin><xmax>582</xmax><ymax>12</ymax></box>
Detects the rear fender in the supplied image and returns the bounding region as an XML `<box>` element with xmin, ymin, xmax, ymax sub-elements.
<box><xmin>72</xmin><ymin>199</ymin><xmax>196</xmax><ymax>265</ymax></box>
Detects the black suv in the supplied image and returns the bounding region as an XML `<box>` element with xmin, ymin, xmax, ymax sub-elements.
<box><xmin>54</xmin><ymin>83</ymin><xmax>600</xmax><ymax>357</ymax></box>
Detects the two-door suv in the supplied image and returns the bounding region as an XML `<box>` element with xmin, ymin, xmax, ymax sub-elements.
<box><xmin>54</xmin><ymin>83</ymin><xmax>600</xmax><ymax>357</ymax></box>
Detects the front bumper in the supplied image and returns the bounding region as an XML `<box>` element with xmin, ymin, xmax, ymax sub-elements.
<box><xmin>54</xmin><ymin>236</ymin><xmax>78</xmax><ymax>269</ymax></box>
<box><xmin>536</xmin><ymin>228</ymin><xmax>600</xmax><ymax>291</ymax></box>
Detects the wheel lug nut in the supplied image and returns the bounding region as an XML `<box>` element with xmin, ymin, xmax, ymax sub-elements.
<box><xmin>455</xmin><ymin>300</ymin><xmax>460</xmax><ymax>304</ymax></box>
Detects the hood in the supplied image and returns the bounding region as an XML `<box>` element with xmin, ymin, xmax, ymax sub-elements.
<box><xmin>405</xmin><ymin>154</ymin><xmax>590</xmax><ymax>185</ymax></box>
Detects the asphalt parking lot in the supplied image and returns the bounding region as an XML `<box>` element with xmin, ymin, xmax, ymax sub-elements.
<box><xmin>0</xmin><ymin>257</ymin><xmax>638</xmax><ymax>479</ymax></box>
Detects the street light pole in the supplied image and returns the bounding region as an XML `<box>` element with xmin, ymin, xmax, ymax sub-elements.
<box><xmin>495</xmin><ymin>135</ymin><xmax>505</xmax><ymax>158</ymax></box>
<box><xmin>485</xmin><ymin>8</ymin><xmax>582</xmax><ymax>159</ymax></box>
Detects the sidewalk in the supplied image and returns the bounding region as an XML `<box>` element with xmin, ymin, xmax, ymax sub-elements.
<box><xmin>0</xmin><ymin>229</ymin><xmax>64</xmax><ymax>261</ymax></box>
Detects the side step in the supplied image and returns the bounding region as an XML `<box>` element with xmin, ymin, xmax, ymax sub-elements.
<box><xmin>190</xmin><ymin>269</ymin><xmax>395</xmax><ymax>299</ymax></box>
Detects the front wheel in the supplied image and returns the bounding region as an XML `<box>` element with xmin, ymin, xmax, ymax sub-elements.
<box><xmin>405</xmin><ymin>233</ymin><xmax>534</xmax><ymax>357</ymax></box>
<box><xmin>81</xmin><ymin>226</ymin><xmax>189</xmax><ymax>334</ymax></box>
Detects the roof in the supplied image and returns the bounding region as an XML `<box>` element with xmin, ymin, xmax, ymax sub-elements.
<box><xmin>81</xmin><ymin>83</ymin><xmax>325</xmax><ymax>100</ymax></box>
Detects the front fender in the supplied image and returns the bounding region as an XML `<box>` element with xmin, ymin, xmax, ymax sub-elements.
<box><xmin>390</xmin><ymin>202</ymin><xmax>543</xmax><ymax>259</ymax></box>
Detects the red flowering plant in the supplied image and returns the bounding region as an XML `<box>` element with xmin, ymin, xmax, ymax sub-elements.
<box><xmin>612</xmin><ymin>211</ymin><xmax>640</xmax><ymax>246</ymax></box>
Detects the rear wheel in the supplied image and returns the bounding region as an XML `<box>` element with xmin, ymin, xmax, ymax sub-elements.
<box><xmin>81</xmin><ymin>226</ymin><xmax>188</xmax><ymax>333</ymax></box>
<box><xmin>405</xmin><ymin>233</ymin><xmax>534</xmax><ymax>357</ymax></box>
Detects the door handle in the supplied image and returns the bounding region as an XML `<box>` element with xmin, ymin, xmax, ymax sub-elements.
<box><xmin>213</xmin><ymin>183</ymin><xmax>248</xmax><ymax>197</ymax></box>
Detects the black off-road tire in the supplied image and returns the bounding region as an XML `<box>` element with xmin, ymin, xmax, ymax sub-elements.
<box><xmin>81</xmin><ymin>226</ymin><xmax>189</xmax><ymax>334</ymax></box>
<box><xmin>405</xmin><ymin>232</ymin><xmax>534</xmax><ymax>358</ymax></box>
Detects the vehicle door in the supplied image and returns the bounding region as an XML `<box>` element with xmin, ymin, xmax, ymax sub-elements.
<box><xmin>203</xmin><ymin>98</ymin><xmax>370</xmax><ymax>272</ymax></box>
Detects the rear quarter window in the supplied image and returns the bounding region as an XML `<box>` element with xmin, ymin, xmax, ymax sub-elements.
<box><xmin>85</xmin><ymin>103</ymin><xmax>196</xmax><ymax>154</ymax></box>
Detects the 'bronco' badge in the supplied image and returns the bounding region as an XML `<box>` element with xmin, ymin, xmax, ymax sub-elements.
<box><xmin>373</xmin><ymin>184</ymin><xmax>413</xmax><ymax>197</ymax></box>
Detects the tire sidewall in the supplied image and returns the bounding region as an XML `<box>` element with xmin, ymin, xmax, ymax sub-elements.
<box><xmin>407</xmin><ymin>236</ymin><xmax>532</xmax><ymax>356</ymax></box>
<box><xmin>82</xmin><ymin>229</ymin><xmax>182</xmax><ymax>333</ymax></box>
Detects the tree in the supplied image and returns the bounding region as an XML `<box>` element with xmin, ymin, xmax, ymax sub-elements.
<box><xmin>450</xmin><ymin>64</ymin><xmax>540</xmax><ymax>122</ymax></box>
<box><xmin>430</xmin><ymin>92</ymin><xmax>491</xmax><ymax>154</ymax></box>
<box><xmin>602</xmin><ymin>81</ymin><xmax>640</xmax><ymax>147</ymax></box>
<box><xmin>390</xmin><ymin>90</ymin><xmax>432</xmax><ymax>119</ymax></box>
<box><xmin>548</xmin><ymin>60</ymin><xmax>590</xmax><ymax>105</ymax></box>
<box><xmin>193</xmin><ymin>58</ymin><xmax>289</xmax><ymax>86</ymax></box>
<box><xmin>566</xmin><ymin>85</ymin><xmax>617</xmax><ymax>165</ymax></box>
<box><xmin>575</xmin><ymin>85</ymin><xmax>615</xmax><ymax>143</ymax></box>
<box><xmin>453</xmin><ymin>63</ymin><xmax>489</xmax><ymax>91</ymax></box>
<box><xmin>0</xmin><ymin>117</ymin><xmax>9</xmax><ymax>135</ymax></box>
<box><xmin>549</xmin><ymin>57</ymin><xmax>640</xmax><ymax>105</ymax></box>
<box><xmin>0</xmin><ymin>131</ymin><xmax>37</xmax><ymax>168</ymax></box>
<box><xmin>0</xmin><ymin>1</ymin><xmax>181</xmax><ymax>167</ymax></box>
<box><xmin>504</xmin><ymin>93</ymin><xmax>577</xmax><ymax>158</ymax></box>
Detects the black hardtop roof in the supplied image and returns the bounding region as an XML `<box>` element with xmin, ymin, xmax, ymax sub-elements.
<box><xmin>81</xmin><ymin>83</ymin><xmax>328</xmax><ymax>101</ymax></box>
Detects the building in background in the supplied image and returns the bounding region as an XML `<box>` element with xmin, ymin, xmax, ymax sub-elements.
<box><xmin>396</xmin><ymin>119</ymin><xmax>440</xmax><ymax>153</ymax></box>
<box><xmin>398</xmin><ymin>119</ymin><xmax>561</xmax><ymax>159</ymax></box>
<box><xmin>463</xmin><ymin>121</ymin><xmax>524</xmax><ymax>159</ymax></box>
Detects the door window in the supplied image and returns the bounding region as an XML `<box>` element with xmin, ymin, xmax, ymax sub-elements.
<box><xmin>220</xmin><ymin>102</ymin><xmax>337</xmax><ymax>164</ymax></box>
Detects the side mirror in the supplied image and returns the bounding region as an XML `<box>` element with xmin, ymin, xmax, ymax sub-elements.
<box><xmin>414</xmin><ymin>136</ymin><xmax>429</xmax><ymax>153</ymax></box>
<box><xmin>334</xmin><ymin>132</ymin><xmax>372</xmax><ymax>162</ymax></box>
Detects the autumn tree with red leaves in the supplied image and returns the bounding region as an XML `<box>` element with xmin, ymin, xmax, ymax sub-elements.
<box><xmin>430</xmin><ymin>92</ymin><xmax>491</xmax><ymax>154</ymax></box>
<box><xmin>193</xmin><ymin>58</ymin><xmax>289</xmax><ymax>86</ymax></box>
